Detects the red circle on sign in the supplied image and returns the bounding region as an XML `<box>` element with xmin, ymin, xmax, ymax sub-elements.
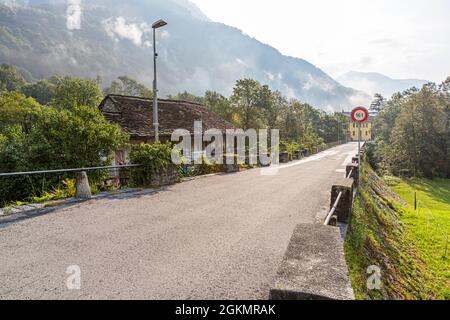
<box><xmin>351</xmin><ymin>107</ymin><xmax>369</xmax><ymax>123</ymax></box>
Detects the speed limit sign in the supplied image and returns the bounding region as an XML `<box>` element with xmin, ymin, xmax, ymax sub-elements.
<box><xmin>351</xmin><ymin>107</ymin><xmax>369</xmax><ymax>123</ymax></box>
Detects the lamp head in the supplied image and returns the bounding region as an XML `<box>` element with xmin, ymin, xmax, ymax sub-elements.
<box><xmin>152</xmin><ymin>19</ymin><xmax>168</xmax><ymax>29</ymax></box>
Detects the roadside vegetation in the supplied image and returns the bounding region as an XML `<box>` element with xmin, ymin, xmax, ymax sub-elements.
<box><xmin>346</xmin><ymin>77</ymin><xmax>450</xmax><ymax>299</ymax></box>
<box><xmin>369</xmin><ymin>78</ymin><xmax>450</xmax><ymax>179</ymax></box>
<box><xmin>345</xmin><ymin>161</ymin><xmax>449</xmax><ymax>299</ymax></box>
<box><xmin>0</xmin><ymin>63</ymin><xmax>348</xmax><ymax>207</ymax></box>
<box><xmin>389</xmin><ymin>178</ymin><xmax>450</xmax><ymax>298</ymax></box>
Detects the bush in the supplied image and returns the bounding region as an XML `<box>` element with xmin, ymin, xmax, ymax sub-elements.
<box><xmin>0</xmin><ymin>92</ymin><xmax>128</xmax><ymax>206</ymax></box>
<box><xmin>280</xmin><ymin>140</ymin><xmax>301</xmax><ymax>158</ymax></box>
<box><xmin>129</xmin><ymin>143</ymin><xmax>175</xmax><ymax>187</ymax></box>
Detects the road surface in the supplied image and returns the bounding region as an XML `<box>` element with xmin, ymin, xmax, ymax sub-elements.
<box><xmin>0</xmin><ymin>143</ymin><xmax>357</xmax><ymax>299</ymax></box>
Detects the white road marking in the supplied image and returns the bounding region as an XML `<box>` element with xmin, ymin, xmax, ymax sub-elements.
<box><xmin>341</xmin><ymin>153</ymin><xmax>355</xmax><ymax>167</ymax></box>
<box><xmin>278</xmin><ymin>150</ymin><xmax>339</xmax><ymax>170</ymax></box>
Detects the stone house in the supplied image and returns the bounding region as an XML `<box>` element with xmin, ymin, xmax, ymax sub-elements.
<box><xmin>98</xmin><ymin>94</ymin><xmax>235</xmax><ymax>165</ymax></box>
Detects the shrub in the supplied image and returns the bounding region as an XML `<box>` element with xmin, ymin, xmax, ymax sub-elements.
<box><xmin>0</xmin><ymin>92</ymin><xmax>128</xmax><ymax>206</ymax></box>
<box><xmin>129</xmin><ymin>142</ymin><xmax>175</xmax><ymax>187</ymax></box>
<box><xmin>281</xmin><ymin>140</ymin><xmax>301</xmax><ymax>158</ymax></box>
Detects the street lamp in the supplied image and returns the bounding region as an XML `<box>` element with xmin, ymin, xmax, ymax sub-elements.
<box><xmin>152</xmin><ymin>19</ymin><xmax>167</xmax><ymax>143</ymax></box>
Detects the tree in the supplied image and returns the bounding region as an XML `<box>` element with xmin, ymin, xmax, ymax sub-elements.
<box><xmin>167</xmin><ymin>91</ymin><xmax>204</xmax><ymax>104</ymax></box>
<box><xmin>0</xmin><ymin>91</ymin><xmax>41</xmax><ymax>133</ymax></box>
<box><xmin>28</xmin><ymin>105</ymin><xmax>128</xmax><ymax>168</ymax></box>
<box><xmin>370</xmin><ymin>93</ymin><xmax>386</xmax><ymax>112</ymax></box>
<box><xmin>257</xmin><ymin>85</ymin><xmax>276</xmax><ymax>129</ymax></box>
<box><xmin>104</xmin><ymin>76</ymin><xmax>152</xmax><ymax>98</ymax></box>
<box><xmin>0</xmin><ymin>98</ymin><xmax>129</xmax><ymax>205</ymax></box>
<box><xmin>21</xmin><ymin>80</ymin><xmax>56</xmax><ymax>105</ymax></box>
<box><xmin>204</xmin><ymin>91</ymin><xmax>233</xmax><ymax>122</ymax></box>
<box><xmin>0</xmin><ymin>64</ymin><xmax>27</xmax><ymax>92</ymax></box>
<box><xmin>266</xmin><ymin>91</ymin><xmax>286</xmax><ymax>130</ymax></box>
<box><xmin>230</xmin><ymin>79</ymin><xmax>264</xmax><ymax>129</ymax></box>
<box><xmin>51</xmin><ymin>77</ymin><xmax>104</xmax><ymax>109</ymax></box>
<box><xmin>104</xmin><ymin>80</ymin><xmax>124</xmax><ymax>96</ymax></box>
<box><xmin>381</xmin><ymin>86</ymin><xmax>448</xmax><ymax>177</ymax></box>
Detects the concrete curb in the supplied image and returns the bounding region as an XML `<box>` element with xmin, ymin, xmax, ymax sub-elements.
<box><xmin>0</xmin><ymin>188</ymin><xmax>156</xmax><ymax>224</ymax></box>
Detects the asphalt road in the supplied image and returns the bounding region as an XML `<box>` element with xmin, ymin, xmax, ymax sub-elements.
<box><xmin>0</xmin><ymin>143</ymin><xmax>357</xmax><ymax>300</ymax></box>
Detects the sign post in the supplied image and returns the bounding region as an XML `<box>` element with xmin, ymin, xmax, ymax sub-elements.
<box><xmin>351</xmin><ymin>107</ymin><xmax>369</xmax><ymax>178</ymax></box>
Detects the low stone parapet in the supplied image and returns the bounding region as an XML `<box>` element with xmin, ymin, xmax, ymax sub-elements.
<box><xmin>223</xmin><ymin>164</ymin><xmax>240</xmax><ymax>173</ymax></box>
<box><xmin>330</xmin><ymin>178</ymin><xmax>354</xmax><ymax>223</ymax></box>
<box><xmin>269</xmin><ymin>224</ymin><xmax>355</xmax><ymax>300</ymax></box>
<box><xmin>292</xmin><ymin>150</ymin><xmax>302</xmax><ymax>160</ymax></box>
<box><xmin>280</xmin><ymin>152</ymin><xmax>289</xmax><ymax>163</ymax></box>
<box><xmin>150</xmin><ymin>165</ymin><xmax>179</xmax><ymax>187</ymax></box>
<box><xmin>346</xmin><ymin>163</ymin><xmax>359</xmax><ymax>181</ymax></box>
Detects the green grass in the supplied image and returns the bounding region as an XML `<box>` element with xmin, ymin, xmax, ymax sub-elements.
<box><xmin>345</xmin><ymin>164</ymin><xmax>444</xmax><ymax>300</ymax></box>
<box><xmin>389</xmin><ymin>178</ymin><xmax>450</xmax><ymax>299</ymax></box>
<box><xmin>345</xmin><ymin>196</ymin><xmax>387</xmax><ymax>300</ymax></box>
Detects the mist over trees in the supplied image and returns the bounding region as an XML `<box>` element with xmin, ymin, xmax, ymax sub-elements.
<box><xmin>169</xmin><ymin>78</ymin><xmax>348</xmax><ymax>149</ymax></box>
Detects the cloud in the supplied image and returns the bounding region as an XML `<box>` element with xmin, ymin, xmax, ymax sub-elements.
<box><xmin>235</xmin><ymin>58</ymin><xmax>247</xmax><ymax>66</ymax></box>
<box><xmin>160</xmin><ymin>30</ymin><xmax>170</xmax><ymax>40</ymax></box>
<box><xmin>2</xmin><ymin>0</ymin><xmax>29</xmax><ymax>13</ymax></box>
<box><xmin>103</xmin><ymin>17</ymin><xmax>152</xmax><ymax>47</ymax></box>
<box><xmin>264</xmin><ymin>71</ymin><xmax>275</xmax><ymax>81</ymax></box>
<box><xmin>67</xmin><ymin>0</ymin><xmax>82</xmax><ymax>30</ymax></box>
<box><xmin>369</xmin><ymin>38</ymin><xmax>401</xmax><ymax>48</ymax></box>
<box><xmin>302</xmin><ymin>74</ymin><xmax>335</xmax><ymax>93</ymax></box>
<box><xmin>349</xmin><ymin>91</ymin><xmax>372</xmax><ymax>109</ymax></box>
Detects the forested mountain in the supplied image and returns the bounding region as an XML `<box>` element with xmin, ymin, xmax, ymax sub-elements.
<box><xmin>337</xmin><ymin>71</ymin><xmax>429</xmax><ymax>98</ymax></box>
<box><xmin>0</xmin><ymin>0</ymin><xmax>370</xmax><ymax>111</ymax></box>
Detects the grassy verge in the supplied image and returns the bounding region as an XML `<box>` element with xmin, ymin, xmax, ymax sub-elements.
<box><xmin>345</xmin><ymin>162</ymin><xmax>447</xmax><ymax>299</ymax></box>
<box><xmin>389</xmin><ymin>178</ymin><xmax>449</xmax><ymax>298</ymax></box>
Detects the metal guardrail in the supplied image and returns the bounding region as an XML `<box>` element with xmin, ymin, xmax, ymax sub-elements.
<box><xmin>324</xmin><ymin>191</ymin><xmax>343</xmax><ymax>226</ymax></box>
<box><xmin>0</xmin><ymin>164</ymin><xmax>142</xmax><ymax>178</ymax></box>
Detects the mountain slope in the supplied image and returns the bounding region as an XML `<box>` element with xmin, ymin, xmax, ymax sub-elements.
<box><xmin>0</xmin><ymin>0</ymin><xmax>370</xmax><ymax>110</ymax></box>
<box><xmin>337</xmin><ymin>71</ymin><xmax>429</xmax><ymax>98</ymax></box>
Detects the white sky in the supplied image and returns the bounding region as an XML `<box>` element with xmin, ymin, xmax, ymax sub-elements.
<box><xmin>190</xmin><ymin>0</ymin><xmax>450</xmax><ymax>82</ymax></box>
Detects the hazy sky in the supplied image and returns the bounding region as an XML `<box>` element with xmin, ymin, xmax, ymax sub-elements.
<box><xmin>190</xmin><ymin>0</ymin><xmax>450</xmax><ymax>82</ymax></box>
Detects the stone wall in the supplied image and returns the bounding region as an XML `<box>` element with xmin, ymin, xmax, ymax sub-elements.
<box><xmin>150</xmin><ymin>165</ymin><xmax>179</xmax><ymax>187</ymax></box>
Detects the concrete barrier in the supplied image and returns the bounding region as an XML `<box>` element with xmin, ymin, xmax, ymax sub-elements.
<box><xmin>346</xmin><ymin>163</ymin><xmax>359</xmax><ymax>181</ymax></box>
<box><xmin>269</xmin><ymin>144</ymin><xmax>367</xmax><ymax>300</ymax></box>
<box><xmin>269</xmin><ymin>224</ymin><xmax>355</xmax><ymax>300</ymax></box>
<box><xmin>330</xmin><ymin>178</ymin><xmax>354</xmax><ymax>223</ymax></box>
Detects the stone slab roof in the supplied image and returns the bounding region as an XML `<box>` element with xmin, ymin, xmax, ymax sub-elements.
<box><xmin>99</xmin><ymin>94</ymin><xmax>235</xmax><ymax>139</ymax></box>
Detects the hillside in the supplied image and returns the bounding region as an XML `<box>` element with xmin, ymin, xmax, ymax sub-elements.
<box><xmin>337</xmin><ymin>71</ymin><xmax>429</xmax><ymax>98</ymax></box>
<box><xmin>0</xmin><ymin>0</ymin><xmax>370</xmax><ymax>111</ymax></box>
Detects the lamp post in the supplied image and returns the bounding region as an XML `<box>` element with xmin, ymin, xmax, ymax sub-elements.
<box><xmin>152</xmin><ymin>19</ymin><xmax>167</xmax><ymax>143</ymax></box>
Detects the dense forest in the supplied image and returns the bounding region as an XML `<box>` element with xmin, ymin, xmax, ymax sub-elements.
<box><xmin>370</xmin><ymin>78</ymin><xmax>450</xmax><ymax>179</ymax></box>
